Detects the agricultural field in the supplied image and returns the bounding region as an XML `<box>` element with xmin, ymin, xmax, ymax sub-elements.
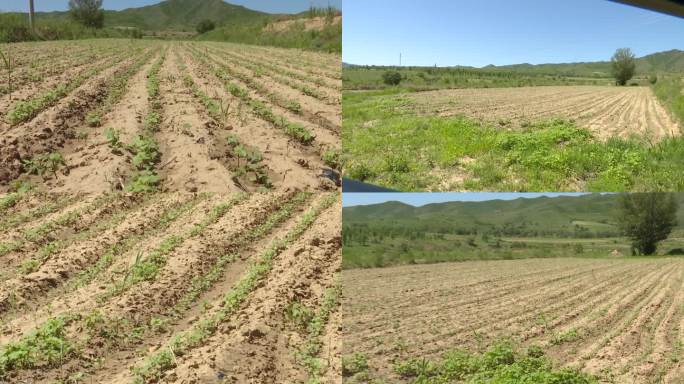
<box><xmin>342</xmin><ymin>257</ymin><xmax>684</xmax><ymax>383</ymax></box>
<box><xmin>343</xmin><ymin>76</ymin><xmax>684</xmax><ymax>191</ymax></box>
<box><xmin>408</xmin><ymin>85</ymin><xmax>679</xmax><ymax>141</ymax></box>
<box><xmin>0</xmin><ymin>39</ymin><xmax>341</xmax><ymax>193</ymax></box>
<box><xmin>0</xmin><ymin>191</ymin><xmax>341</xmax><ymax>383</ymax></box>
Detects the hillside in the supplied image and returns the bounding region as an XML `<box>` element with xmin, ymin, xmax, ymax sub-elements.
<box><xmin>344</xmin><ymin>194</ymin><xmax>684</xmax><ymax>236</ymax></box>
<box><xmin>489</xmin><ymin>49</ymin><xmax>684</xmax><ymax>76</ymax></box>
<box><xmin>103</xmin><ymin>0</ymin><xmax>266</xmax><ymax>30</ymax></box>
<box><xmin>20</xmin><ymin>0</ymin><xmax>267</xmax><ymax>31</ymax></box>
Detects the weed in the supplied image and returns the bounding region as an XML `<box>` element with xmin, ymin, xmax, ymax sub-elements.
<box><xmin>0</xmin><ymin>47</ymin><xmax>12</xmax><ymax>102</ymax></box>
<box><xmin>285</xmin><ymin>301</ymin><xmax>314</xmax><ymax>329</ymax></box>
<box><xmin>322</xmin><ymin>148</ymin><xmax>341</xmax><ymax>169</ymax></box>
<box><xmin>104</xmin><ymin>128</ymin><xmax>123</xmax><ymax>153</ymax></box>
<box><xmin>143</xmin><ymin>111</ymin><xmax>161</xmax><ymax>132</ymax></box>
<box><xmin>0</xmin><ymin>315</ymin><xmax>76</xmax><ymax>376</ymax></box>
<box><xmin>126</xmin><ymin>170</ymin><xmax>161</xmax><ymax>193</ymax></box>
<box><xmin>22</xmin><ymin>152</ymin><xmax>65</xmax><ymax>179</ymax></box>
<box><xmin>130</xmin><ymin>136</ymin><xmax>160</xmax><ymax>170</ymax></box>
<box><xmin>392</xmin><ymin>341</ymin><xmax>597</xmax><ymax>383</ymax></box>
<box><xmin>342</xmin><ymin>353</ymin><xmax>369</xmax><ymax>377</ymax></box>
<box><xmin>85</xmin><ymin>111</ymin><xmax>101</xmax><ymax>127</ymax></box>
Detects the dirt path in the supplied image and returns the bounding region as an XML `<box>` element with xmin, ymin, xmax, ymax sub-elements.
<box><xmin>155</xmin><ymin>47</ymin><xmax>240</xmax><ymax>193</ymax></box>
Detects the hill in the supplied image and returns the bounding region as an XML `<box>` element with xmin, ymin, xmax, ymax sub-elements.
<box><xmin>17</xmin><ymin>0</ymin><xmax>267</xmax><ymax>31</ymax></box>
<box><xmin>489</xmin><ymin>49</ymin><xmax>684</xmax><ymax>76</ymax></box>
<box><xmin>344</xmin><ymin>193</ymin><xmax>684</xmax><ymax>237</ymax></box>
<box><xmin>102</xmin><ymin>0</ymin><xmax>266</xmax><ymax>31</ymax></box>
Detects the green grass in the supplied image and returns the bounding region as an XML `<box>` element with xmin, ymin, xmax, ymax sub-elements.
<box><xmin>391</xmin><ymin>340</ymin><xmax>596</xmax><ymax>384</ymax></box>
<box><xmin>652</xmin><ymin>76</ymin><xmax>684</xmax><ymax>126</ymax></box>
<box><xmin>343</xmin><ymin>90</ymin><xmax>684</xmax><ymax>191</ymax></box>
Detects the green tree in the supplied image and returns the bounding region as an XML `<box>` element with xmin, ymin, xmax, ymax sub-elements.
<box><xmin>618</xmin><ymin>193</ymin><xmax>678</xmax><ymax>255</ymax></box>
<box><xmin>68</xmin><ymin>0</ymin><xmax>104</xmax><ymax>28</ymax></box>
<box><xmin>382</xmin><ymin>71</ymin><xmax>402</xmax><ymax>86</ymax></box>
<box><xmin>611</xmin><ymin>48</ymin><xmax>636</xmax><ymax>86</ymax></box>
<box><xmin>196</xmin><ymin>19</ymin><xmax>216</xmax><ymax>34</ymax></box>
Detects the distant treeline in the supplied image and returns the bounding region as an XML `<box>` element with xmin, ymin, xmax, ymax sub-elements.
<box><xmin>342</xmin><ymin>222</ymin><xmax>620</xmax><ymax>246</ymax></box>
<box><xmin>0</xmin><ymin>13</ymin><xmax>142</xmax><ymax>43</ymax></box>
<box><xmin>343</xmin><ymin>65</ymin><xmax>613</xmax><ymax>90</ymax></box>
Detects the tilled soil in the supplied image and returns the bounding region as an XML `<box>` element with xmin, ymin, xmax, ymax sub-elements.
<box><xmin>0</xmin><ymin>40</ymin><xmax>341</xmax><ymax>193</ymax></box>
<box><xmin>408</xmin><ymin>85</ymin><xmax>681</xmax><ymax>141</ymax></box>
<box><xmin>342</xmin><ymin>258</ymin><xmax>684</xmax><ymax>383</ymax></box>
<box><xmin>0</xmin><ymin>191</ymin><xmax>341</xmax><ymax>384</ymax></box>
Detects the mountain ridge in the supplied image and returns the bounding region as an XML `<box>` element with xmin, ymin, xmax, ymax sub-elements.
<box><xmin>344</xmin><ymin>49</ymin><xmax>684</xmax><ymax>74</ymax></box>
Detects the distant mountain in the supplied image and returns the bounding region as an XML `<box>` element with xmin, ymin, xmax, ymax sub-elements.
<box><xmin>490</xmin><ymin>49</ymin><xmax>684</xmax><ymax>76</ymax></box>
<box><xmin>344</xmin><ymin>194</ymin><xmax>684</xmax><ymax>235</ymax></box>
<box><xmin>27</xmin><ymin>0</ymin><xmax>269</xmax><ymax>31</ymax></box>
<box><xmin>346</xmin><ymin>50</ymin><xmax>684</xmax><ymax>76</ymax></box>
<box><xmin>103</xmin><ymin>0</ymin><xmax>266</xmax><ymax>30</ymax></box>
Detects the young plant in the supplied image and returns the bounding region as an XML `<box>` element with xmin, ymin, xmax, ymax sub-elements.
<box><xmin>22</xmin><ymin>152</ymin><xmax>65</xmax><ymax>179</ymax></box>
<box><xmin>86</xmin><ymin>112</ymin><xmax>102</xmax><ymax>127</ymax></box>
<box><xmin>104</xmin><ymin>128</ymin><xmax>123</xmax><ymax>154</ymax></box>
<box><xmin>0</xmin><ymin>48</ymin><xmax>12</xmax><ymax>102</ymax></box>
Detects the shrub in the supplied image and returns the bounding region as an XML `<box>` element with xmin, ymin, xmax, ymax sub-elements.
<box><xmin>196</xmin><ymin>19</ymin><xmax>216</xmax><ymax>34</ymax></box>
<box><xmin>382</xmin><ymin>71</ymin><xmax>402</xmax><ymax>86</ymax></box>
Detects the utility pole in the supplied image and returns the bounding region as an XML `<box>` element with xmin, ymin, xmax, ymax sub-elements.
<box><xmin>28</xmin><ymin>0</ymin><xmax>35</xmax><ymax>30</ymax></box>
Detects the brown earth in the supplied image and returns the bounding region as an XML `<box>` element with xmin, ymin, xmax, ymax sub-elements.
<box><xmin>408</xmin><ymin>85</ymin><xmax>681</xmax><ymax>141</ymax></box>
<box><xmin>0</xmin><ymin>40</ymin><xmax>341</xmax><ymax>193</ymax></box>
<box><xmin>0</xmin><ymin>191</ymin><xmax>341</xmax><ymax>384</ymax></box>
<box><xmin>342</xmin><ymin>258</ymin><xmax>684</xmax><ymax>383</ymax></box>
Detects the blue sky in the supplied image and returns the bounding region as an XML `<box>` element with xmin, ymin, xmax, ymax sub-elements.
<box><xmin>1</xmin><ymin>0</ymin><xmax>341</xmax><ymax>14</ymax></box>
<box><xmin>343</xmin><ymin>0</ymin><xmax>684</xmax><ymax>66</ymax></box>
<box><xmin>342</xmin><ymin>193</ymin><xmax>589</xmax><ymax>207</ymax></box>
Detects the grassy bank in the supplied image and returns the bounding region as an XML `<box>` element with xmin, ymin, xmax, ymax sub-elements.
<box><xmin>652</xmin><ymin>76</ymin><xmax>684</xmax><ymax>125</ymax></box>
<box><xmin>199</xmin><ymin>18</ymin><xmax>341</xmax><ymax>53</ymax></box>
<box><xmin>342</xmin><ymin>89</ymin><xmax>684</xmax><ymax>191</ymax></box>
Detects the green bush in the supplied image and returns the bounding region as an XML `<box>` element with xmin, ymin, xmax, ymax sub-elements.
<box><xmin>196</xmin><ymin>19</ymin><xmax>216</xmax><ymax>34</ymax></box>
<box><xmin>382</xmin><ymin>71</ymin><xmax>402</xmax><ymax>86</ymax></box>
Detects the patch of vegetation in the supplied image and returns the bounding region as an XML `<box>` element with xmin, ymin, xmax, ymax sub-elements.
<box><xmin>224</xmin><ymin>135</ymin><xmax>273</xmax><ymax>188</ymax></box>
<box><xmin>22</xmin><ymin>152</ymin><xmax>66</xmax><ymax>179</ymax></box>
<box><xmin>0</xmin><ymin>182</ymin><xmax>31</xmax><ymax>213</ymax></box>
<box><xmin>392</xmin><ymin>340</ymin><xmax>596</xmax><ymax>383</ymax></box>
<box><xmin>0</xmin><ymin>315</ymin><xmax>77</xmax><ymax>377</ymax></box>
<box><xmin>86</xmin><ymin>111</ymin><xmax>102</xmax><ymax>127</ymax></box>
<box><xmin>296</xmin><ymin>284</ymin><xmax>342</xmax><ymax>381</ymax></box>
<box><xmin>130</xmin><ymin>135</ymin><xmax>160</xmax><ymax>171</ymax></box>
<box><xmin>322</xmin><ymin>148</ymin><xmax>341</xmax><ymax>169</ymax></box>
<box><xmin>104</xmin><ymin>128</ymin><xmax>124</xmax><ymax>154</ymax></box>
<box><xmin>342</xmin><ymin>352</ymin><xmax>370</xmax><ymax>377</ymax></box>
<box><xmin>126</xmin><ymin>170</ymin><xmax>161</xmax><ymax>193</ymax></box>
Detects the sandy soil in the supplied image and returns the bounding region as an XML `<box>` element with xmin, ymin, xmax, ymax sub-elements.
<box><xmin>0</xmin><ymin>192</ymin><xmax>341</xmax><ymax>384</ymax></box>
<box><xmin>0</xmin><ymin>40</ymin><xmax>341</xmax><ymax>193</ymax></box>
